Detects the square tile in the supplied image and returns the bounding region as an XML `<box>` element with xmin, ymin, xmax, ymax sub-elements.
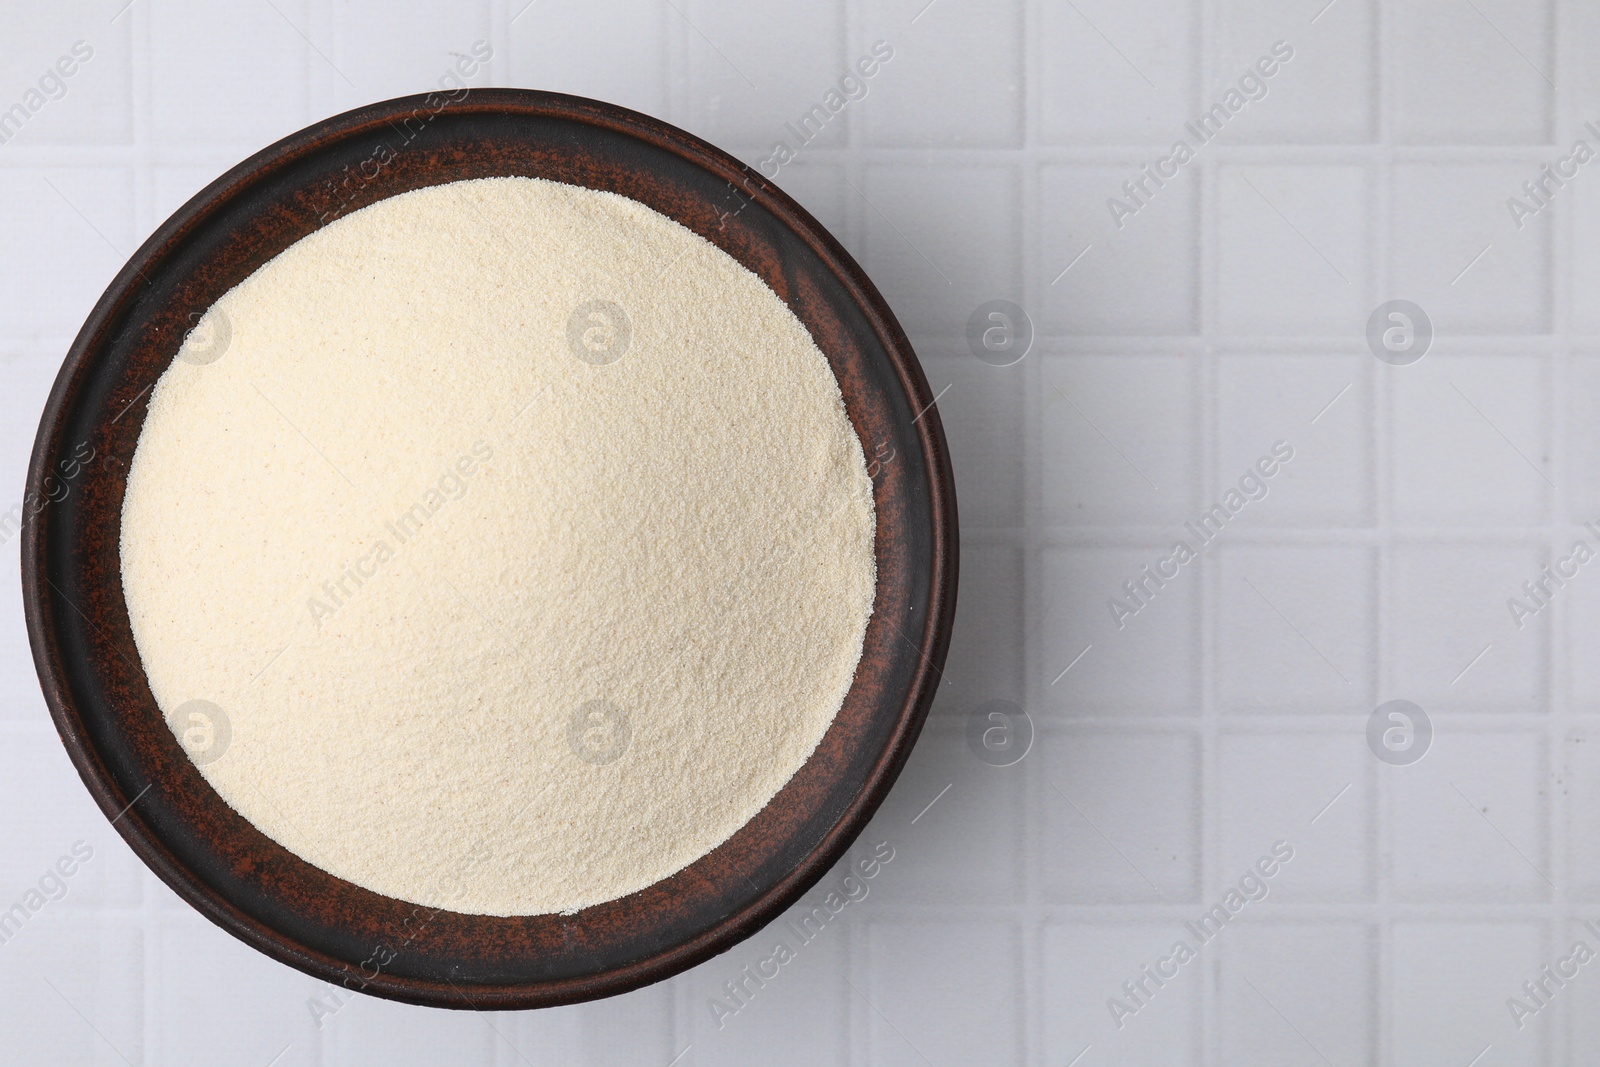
<box><xmin>1563</xmin><ymin>730</ymin><xmax>1600</xmax><ymax>898</ymax></box>
<box><xmin>1392</xmin><ymin>921</ymin><xmax>1544</xmax><ymax>1066</ymax></box>
<box><xmin>1391</xmin><ymin>354</ymin><xmax>1549</xmax><ymax>526</ymax></box>
<box><xmin>682</xmin><ymin>0</ymin><xmax>845</xmax><ymax>150</ymax></box>
<box><xmin>1036</xmin><ymin>545</ymin><xmax>1200</xmax><ymax>715</ymax></box>
<box><xmin>1568</xmin><ymin>572</ymin><xmax>1600</xmax><ymax>713</ymax></box>
<box><xmin>864</xmin><ymin>921</ymin><xmax>1022</xmax><ymax>1064</ymax></box>
<box><xmin>324</xmin><ymin>995</ymin><xmax>498</xmax><ymax>1065</ymax></box>
<box><xmin>0</xmin><ymin>167</ymin><xmax>133</xmax><ymax>342</ymax></box>
<box><xmin>861</xmin><ymin>165</ymin><xmax>1019</xmax><ymax>338</ymax></box>
<box><xmin>1390</xmin><ymin>0</ymin><xmax>1552</xmax><ymax>144</ymax></box>
<box><xmin>1570</xmin><ymin>174</ymin><xmax>1600</xmax><ymax>335</ymax></box>
<box><xmin>153</xmin><ymin>909</ymin><xmax>321</xmax><ymax>1066</ymax></box>
<box><xmin>864</xmin><ymin>722</ymin><xmax>1025</xmax><ymax>904</ymax></box>
<box><xmin>1216</xmin><ymin>165</ymin><xmax>1370</xmax><ymax>334</ymax></box>
<box><xmin>489</xmin><ymin>1003</ymin><xmax>585</xmax><ymax>1066</ymax></box>
<box><xmin>1566</xmin><ymin>354</ymin><xmax>1600</xmax><ymax>521</ymax></box>
<box><xmin>930</xmin><ymin>543</ymin><xmax>1023</xmax><ymax>717</ymax></box>
<box><xmin>681</xmin><ymin>894</ymin><xmax>848</xmax><ymax>1063</ymax></box>
<box><xmin>1216</xmin><ymin>544</ymin><xmax>1376</xmax><ymax>712</ymax></box>
<box><xmin>1216</xmin><ymin>0</ymin><xmax>1374</xmax><ymax>142</ymax></box>
<box><xmin>1041</xmin><ymin>354</ymin><xmax>1198</xmax><ymax>526</ymax></box>
<box><xmin>1215</xmin><ymin>354</ymin><xmax>1373</xmax><ymax>527</ymax></box>
<box><xmin>149</xmin><ymin>0</ymin><xmax>311</xmax><ymax>147</ymax></box>
<box><xmin>1562</xmin><ymin>919</ymin><xmax>1600</xmax><ymax>1058</ymax></box>
<box><xmin>0</xmin><ymin>915</ymin><xmax>142</xmax><ymax>1066</ymax></box>
<box><xmin>507</xmin><ymin>0</ymin><xmax>668</xmax><ymax>119</ymax></box>
<box><xmin>571</xmin><ymin>984</ymin><xmax>676</xmax><ymax>1066</ymax></box>
<box><xmin>1219</xmin><ymin>923</ymin><xmax>1374</xmax><ymax>1066</ymax></box>
<box><xmin>1039</xmin><ymin>165</ymin><xmax>1199</xmax><ymax>335</ymax></box>
<box><xmin>1040</xmin><ymin>727</ymin><xmax>1200</xmax><ymax>902</ymax></box>
<box><xmin>1389</xmin><ymin>543</ymin><xmax>1546</xmax><ymax>712</ymax></box>
<box><xmin>328</xmin><ymin>1</ymin><xmax>493</xmax><ymax>109</ymax></box>
<box><xmin>1390</xmin><ymin>163</ymin><xmax>1551</xmax><ymax>334</ymax></box>
<box><xmin>0</xmin><ymin>12</ymin><xmax>131</xmax><ymax>145</ymax></box>
<box><xmin>859</xmin><ymin>6</ymin><xmax>1021</xmax><ymax>148</ymax></box>
<box><xmin>919</xmin><ymin>349</ymin><xmax>1023</xmax><ymax>529</ymax></box>
<box><xmin>0</xmin><ymin>350</ymin><xmax>59</xmax><ymax>499</ymax></box>
<box><xmin>1037</xmin><ymin>0</ymin><xmax>1195</xmax><ymax>145</ymax></box>
<box><xmin>1564</xmin><ymin>545</ymin><xmax>1600</xmax><ymax>710</ymax></box>
<box><xmin>0</xmin><ymin>558</ymin><xmax>46</xmax><ymax>727</ymax></box>
<box><xmin>1041</xmin><ymin>922</ymin><xmax>1200</xmax><ymax>1065</ymax></box>
<box><xmin>1391</xmin><ymin>731</ymin><xmax>1549</xmax><ymax>901</ymax></box>
<box><xmin>1564</xmin><ymin>0</ymin><xmax>1600</xmax><ymax>114</ymax></box>
<box><xmin>1217</xmin><ymin>732</ymin><xmax>1372</xmax><ymax>899</ymax></box>
<box><xmin>0</xmin><ymin>733</ymin><xmax>143</xmax><ymax>909</ymax></box>
<box><xmin>501</xmin><ymin>983</ymin><xmax>674</xmax><ymax>1067</ymax></box>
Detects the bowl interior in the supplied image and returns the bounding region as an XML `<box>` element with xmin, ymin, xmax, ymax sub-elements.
<box><xmin>23</xmin><ymin>89</ymin><xmax>955</xmax><ymax>1009</ymax></box>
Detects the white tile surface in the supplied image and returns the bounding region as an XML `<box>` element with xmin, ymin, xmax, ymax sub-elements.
<box><xmin>1214</xmin><ymin>543</ymin><xmax>1376</xmax><ymax>710</ymax></box>
<box><xmin>1390</xmin><ymin>730</ymin><xmax>1549</xmax><ymax>902</ymax></box>
<box><xmin>1390</xmin><ymin>353</ymin><xmax>1551</xmax><ymax>526</ymax></box>
<box><xmin>0</xmin><ymin>914</ymin><xmax>143</xmax><ymax>1066</ymax></box>
<box><xmin>1389</xmin><ymin>162</ymin><xmax>1552</xmax><ymax>334</ymax></box>
<box><xmin>148</xmin><ymin>0</ymin><xmax>313</xmax><ymax>148</ymax></box>
<box><xmin>1392</xmin><ymin>921</ymin><xmax>1545</xmax><ymax>1066</ymax></box>
<box><xmin>506</xmin><ymin>0</ymin><xmax>669</xmax><ymax>121</ymax></box>
<box><xmin>1036</xmin><ymin>544</ymin><xmax>1201</xmax><ymax>715</ymax></box>
<box><xmin>1215</xmin><ymin>0</ymin><xmax>1375</xmax><ymax>144</ymax></box>
<box><xmin>930</xmin><ymin>542</ymin><xmax>1023</xmax><ymax>715</ymax></box>
<box><xmin>1214</xmin><ymin>352</ymin><xmax>1374</xmax><ymax>527</ymax></box>
<box><xmin>1218</xmin><ymin>922</ymin><xmax>1375</xmax><ymax>1067</ymax></box>
<box><xmin>682</xmin><ymin>0</ymin><xmax>846</xmax><ymax>150</ymax></box>
<box><xmin>0</xmin><ymin>166</ymin><xmax>133</xmax><ymax>343</ymax></box>
<box><xmin>1039</xmin><ymin>726</ymin><xmax>1201</xmax><ymax>902</ymax></box>
<box><xmin>921</xmin><ymin>346</ymin><xmax>1025</xmax><ymax>528</ymax></box>
<box><xmin>1216</xmin><ymin>731</ymin><xmax>1373</xmax><ymax>900</ymax></box>
<box><xmin>1388</xmin><ymin>542</ymin><xmax>1546</xmax><ymax>712</ymax></box>
<box><xmin>1389</xmin><ymin>0</ymin><xmax>1553</xmax><ymax>145</ymax></box>
<box><xmin>863</xmin><ymin>921</ymin><xmax>1023</xmax><ymax>1064</ymax></box>
<box><xmin>862</xmin><ymin>163</ymin><xmax>1019</xmax><ymax>335</ymax></box>
<box><xmin>3</xmin><ymin>0</ymin><xmax>1595</xmax><ymax>1063</ymax></box>
<box><xmin>679</xmin><ymin>910</ymin><xmax>850</xmax><ymax>1066</ymax></box>
<box><xmin>151</xmin><ymin>909</ymin><xmax>323</xmax><ymax>1067</ymax></box>
<box><xmin>0</xmin><ymin>10</ymin><xmax>132</xmax><ymax>146</ymax></box>
<box><xmin>1215</xmin><ymin>163</ymin><xmax>1371</xmax><ymax>334</ymax></box>
<box><xmin>1039</xmin><ymin>164</ymin><xmax>1200</xmax><ymax>335</ymax></box>
<box><xmin>857</xmin><ymin>1</ymin><xmax>1022</xmax><ymax>149</ymax></box>
<box><xmin>1040</xmin><ymin>353</ymin><xmax>1199</xmax><ymax>525</ymax></box>
<box><xmin>1042</xmin><ymin>922</ymin><xmax>1202</xmax><ymax>1066</ymax></box>
<box><xmin>1037</xmin><ymin>0</ymin><xmax>1196</xmax><ymax>146</ymax></box>
<box><xmin>866</xmin><ymin>721</ymin><xmax>1026</xmax><ymax>903</ymax></box>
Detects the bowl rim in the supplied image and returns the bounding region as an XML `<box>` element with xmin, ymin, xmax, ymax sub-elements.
<box><xmin>22</xmin><ymin>87</ymin><xmax>959</xmax><ymax>1009</ymax></box>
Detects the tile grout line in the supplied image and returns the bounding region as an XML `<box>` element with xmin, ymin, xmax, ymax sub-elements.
<box><xmin>1372</xmin><ymin>0</ymin><xmax>1403</xmax><ymax>1058</ymax></box>
<box><xmin>1548</xmin><ymin>4</ymin><xmax>1571</xmax><ymax>1064</ymax></box>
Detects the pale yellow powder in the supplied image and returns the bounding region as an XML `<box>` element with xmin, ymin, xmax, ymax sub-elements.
<box><xmin>119</xmin><ymin>176</ymin><xmax>876</xmax><ymax>916</ymax></box>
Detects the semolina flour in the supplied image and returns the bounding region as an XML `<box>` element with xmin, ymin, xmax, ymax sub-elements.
<box><xmin>120</xmin><ymin>176</ymin><xmax>876</xmax><ymax>916</ymax></box>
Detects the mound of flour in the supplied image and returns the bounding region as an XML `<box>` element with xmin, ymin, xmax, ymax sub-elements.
<box><xmin>120</xmin><ymin>176</ymin><xmax>876</xmax><ymax>916</ymax></box>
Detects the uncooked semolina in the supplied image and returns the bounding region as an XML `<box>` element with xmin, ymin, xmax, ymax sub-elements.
<box><xmin>119</xmin><ymin>176</ymin><xmax>876</xmax><ymax>916</ymax></box>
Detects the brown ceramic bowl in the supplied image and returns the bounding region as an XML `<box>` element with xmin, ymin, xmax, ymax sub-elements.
<box><xmin>22</xmin><ymin>89</ymin><xmax>957</xmax><ymax>1009</ymax></box>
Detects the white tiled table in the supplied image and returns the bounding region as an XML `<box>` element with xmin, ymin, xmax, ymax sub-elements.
<box><xmin>0</xmin><ymin>0</ymin><xmax>1588</xmax><ymax>1063</ymax></box>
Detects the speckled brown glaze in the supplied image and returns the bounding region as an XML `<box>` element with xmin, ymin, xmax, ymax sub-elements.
<box><xmin>22</xmin><ymin>90</ymin><xmax>957</xmax><ymax>1009</ymax></box>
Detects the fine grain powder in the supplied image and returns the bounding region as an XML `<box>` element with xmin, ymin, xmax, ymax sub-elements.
<box><xmin>120</xmin><ymin>176</ymin><xmax>876</xmax><ymax>916</ymax></box>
